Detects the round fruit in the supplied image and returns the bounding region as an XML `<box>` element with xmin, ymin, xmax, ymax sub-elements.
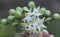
<box><xmin>15</xmin><ymin>11</ymin><xmax>21</xmax><ymax>18</ymax></box>
<box><xmin>53</xmin><ymin>13</ymin><xmax>60</xmax><ymax>20</ymax></box>
<box><xmin>1</xmin><ymin>19</ymin><xmax>7</xmax><ymax>24</ymax></box>
<box><xmin>28</xmin><ymin>1</ymin><xmax>35</xmax><ymax>8</ymax></box>
<box><xmin>16</xmin><ymin>7</ymin><xmax>23</xmax><ymax>12</ymax></box>
<box><xmin>7</xmin><ymin>15</ymin><xmax>15</xmax><ymax>20</ymax></box>
<box><xmin>9</xmin><ymin>9</ymin><xmax>15</xmax><ymax>15</ymax></box>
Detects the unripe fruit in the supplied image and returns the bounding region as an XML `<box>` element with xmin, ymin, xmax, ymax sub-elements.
<box><xmin>7</xmin><ymin>15</ymin><xmax>15</xmax><ymax>20</ymax></box>
<box><xmin>28</xmin><ymin>1</ymin><xmax>35</xmax><ymax>8</ymax></box>
<box><xmin>45</xmin><ymin>10</ymin><xmax>51</xmax><ymax>16</ymax></box>
<box><xmin>45</xmin><ymin>17</ymin><xmax>52</xmax><ymax>22</ymax></box>
<box><xmin>16</xmin><ymin>7</ymin><xmax>23</xmax><ymax>12</ymax></box>
<box><xmin>53</xmin><ymin>13</ymin><xmax>60</xmax><ymax>20</ymax></box>
<box><xmin>1</xmin><ymin>19</ymin><xmax>7</xmax><ymax>24</ymax></box>
<box><xmin>40</xmin><ymin>7</ymin><xmax>46</xmax><ymax>14</ymax></box>
<box><xmin>15</xmin><ymin>11</ymin><xmax>21</xmax><ymax>18</ymax></box>
<box><xmin>9</xmin><ymin>9</ymin><xmax>15</xmax><ymax>15</ymax></box>
<box><xmin>23</xmin><ymin>7</ymin><xmax>29</xmax><ymax>11</ymax></box>
<box><xmin>12</xmin><ymin>22</ymin><xmax>18</xmax><ymax>26</ymax></box>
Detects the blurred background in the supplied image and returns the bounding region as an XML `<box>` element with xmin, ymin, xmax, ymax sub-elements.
<box><xmin>0</xmin><ymin>0</ymin><xmax>60</xmax><ymax>37</ymax></box>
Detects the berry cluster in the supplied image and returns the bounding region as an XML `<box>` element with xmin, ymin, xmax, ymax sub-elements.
<box><xmin>0</xmin><ymin>1</ymin><xmax>60</xmax><ymax>35</ymax></box>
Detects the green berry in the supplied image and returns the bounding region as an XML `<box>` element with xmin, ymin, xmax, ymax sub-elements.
<box><xmin>53</xmin><ymin>13</ymin><xmax>60</xmax><ymax>20</ymax></box>
<box><xmin>28</xmin><ymin>1</ymin><xmax>35</xmax><ymax>8</ymax></box>
<box><xmin>45</xmin><ymin>17</ymin><xmax>52</xmax><ymax>22</ymax></box>
<box><xmin>12</xmin><ymin>22</ymin><xmax>18</xmax><ymax>26</ymax></box>
<box><xmin>40</xmin><ymin>7</ymin><xmax>46</xmax><ymax>14</ymax></box>
<box><xmin>9</xmin><ymin>9</ymin><xmax>15</xmax><ymax>15</ymax></box>
<box><xmin>45</xmin><ymin>10</ymin><xmax>51</xmax><ymax>16</ymax></box>
<box><xmin>15</xmin><ymin>11</ymin><xmax>21</xmax><ymax>18</ymax></box>
<box><xmin>23</xmin><ymin>7</ymin><xmax>29</xmax><ymax>11</ymax></box>
<box><xmin>7</xmin><ymin>15</ymin><xmax>15</xmax><ymax>20</ymax></box>
<box><xmin>1</xmin><ymin>19</ymin><xmax>7</xmax><ymax>24</ymax></box>
<box><xmin>16</xmin><ymin>7</ymin><xmax>23</xmax><ymax>12</ymax></box>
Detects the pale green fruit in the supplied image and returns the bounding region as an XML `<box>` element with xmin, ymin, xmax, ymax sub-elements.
<box><xmin>40</xmin><ymin>7</ymin><xmax>46</xmax><ymax>14</ymax></box>
<box><xmin>12</xmin><ymin>22</ymin><xmax>18</xmax><ymax>26</ymax></box>
<box><xmin>15</xmin><ymin>11</ymin><xmax>21</xmax><ymax>18</ymax></box>
<box><xmin>45</xmin><ymin>17</ymin><xmax>52</xmax><ymax>22</ymax></box>
<box><xmin>45</xmin><ymin>10</ymin><xmax>51</xmax><ymax>16</ymax></box>
<box><xmin>53</xmin><ymin>13</ymin><xmax>60</xmax><ymax>20</ymax></box>
<box><xmin>16</xmin><ymin>7</ymin><xmax>23</xmax><ymax>12</ymax></box>
<box><xmin>9</xmin><ymin>9</ymin><xmax>15</xmax><ymax>15</ymax></box>
<box><xmin>28</xmin><ymin>1</ymin><xmax>35</xmax><ymax>8</ymax></box>
<box><xmin>7</xmin><ymin>15</ymin><xmax>15</xmax><ymax>20</ymax></box>
<box><xmin>1</xmin><ymin>19</ymin><xmax>7</xmax><ymax>24</ymax></box>
<box><xmin>23</xmin><ymin>7</ymin><xmax>29</xmax><ymax>11</ymax></box>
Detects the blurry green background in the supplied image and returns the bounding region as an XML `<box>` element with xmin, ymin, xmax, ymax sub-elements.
<box><xmin>0</xmin><ymin>0</ymin><xmax>60</xmax><ymax>37</ymax></box>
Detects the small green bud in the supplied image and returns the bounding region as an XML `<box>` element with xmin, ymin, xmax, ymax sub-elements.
<box><xmin>12</xmin><ymin>22</ymin><xmax>18</xmax><ymax>26</ymax></box>
<box><xmin>16</xmin><ymin>7</ymin><xmax>23</xmax><ymax>12</ymax></box>
<box><xmin>15</xmin><ymin>11</ymin><xmax>21</xmax><ymax>18</ymax></box>
<box><xmin>23</xmin><ymin>7</ymin><xmax>29</xmax><ymax>11</ymax></box>
<box><xmin>9</xmin><ymin>9</ymin><xmax>15</xmax><ymax>15</ymax></box>
<box><xmin>45</xmin><ymin>17</ymin><xmax>52</xmax><ymax>22</ymax></box>
<box><xmin>53</xmin><ymin>13</ymin><xmax>60</xmax><ymax>20</ymax></box>
<box><xmin>1</xmin><ymin>19</ymin><xmax>7</xmax><ymax>24</ymax></box>
<box><xmin>28</xmin><ymin>1</ymin><xmax>35</xmax><ymax>8</ymax></box>
<box><xmin>40</xmin><ymin>7</ymin><xmax>46</xmax><ymax>14</ymax></box>
<box><xmin>7</xmin><ymin>15</ymin><xmax>15</xmax><ymax>20</ymax></box>
<box><xmin>45</xmin><ymin>10</ymin><xmax>51</xmax><ymax>16</ymax></box>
